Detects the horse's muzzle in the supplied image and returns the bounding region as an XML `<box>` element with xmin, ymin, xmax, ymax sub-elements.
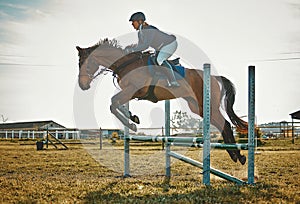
<box><xmin>79</xmin><ymin>82</ymin><xmax>90</xmax><ymax>90</ymax></box>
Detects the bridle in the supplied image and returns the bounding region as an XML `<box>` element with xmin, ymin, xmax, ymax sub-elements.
<box><xmin>78</xmin><ymin>51</ymin><xmax>144</xmax><ymax>81</ymax></box>
<box><xmin>90</xmin><ymin>66</ymin><xmax>110</xmax><ymax>80</ymax></box>
<box><xmin>79</xmin><ymin>65</ymin><xmax>111</xmax><ymax>80</ymax></box>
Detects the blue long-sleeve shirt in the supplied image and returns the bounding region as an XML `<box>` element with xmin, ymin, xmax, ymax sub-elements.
<box><xmin>133</xmin><ymin>25</ymin><xmax>176</xmax><ymax>52</ymax></box>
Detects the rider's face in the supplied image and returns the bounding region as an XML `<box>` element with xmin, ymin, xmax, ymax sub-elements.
<box><xmin>131</xmin><ymin>21</ymin><xmax>140</xmax><ymax>30</ymax></box>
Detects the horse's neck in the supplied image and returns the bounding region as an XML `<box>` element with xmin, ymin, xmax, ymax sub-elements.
<box><xmin>113</xmin><ymin>53</ymin><xmax>148</xmax><ymax>75</ymax></box>
<box><xmin>92</xmin><ymin>47</ymin><xmax>124</xmax><ymax>68</ymax></box>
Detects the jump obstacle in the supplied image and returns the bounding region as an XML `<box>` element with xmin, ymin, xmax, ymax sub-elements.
<box><xmin>123</xmin><ymin>64</ymin><xmax>255</xmax><ymax>185</ymax></box>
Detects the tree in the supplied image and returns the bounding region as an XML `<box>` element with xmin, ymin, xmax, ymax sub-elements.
<box><xmin>170</xmin><ymin>110</ymin><xmax>202</xmax><ymax>134</ymax></box>
<box><xmin>1</xmin><ymin>115</ymin><xmax>8</xmax><ymax>123</ymax></box>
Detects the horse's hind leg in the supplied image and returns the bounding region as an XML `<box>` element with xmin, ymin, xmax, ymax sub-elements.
<box><xmin>183</xmin><ymin>97</ymin><xmax>238</xmax><ymax>161</ymax></box>
<box><xmin>211</xmin><ymin>110</ymin><xmax>246</xmax><ymax>165</ymax></box>
<box><xmin>184</xmin><ymin>96</ymin><xmax>245</xmax><ymax>164</ymax></box>
<box><xmin>224</xmin><ymin>121</ymin><xmax>246</xmax><ymax>165</ymax></box>
<box><xmin>210</xmin><ymin>111</ymin><xmax>237</xmax><ymax>162</ymax></box>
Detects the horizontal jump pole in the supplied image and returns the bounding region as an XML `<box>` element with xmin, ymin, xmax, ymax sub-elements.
<box><xmin>126</xmin><ymin>135</ymin><xmax>248</xmax><ymax>150</ymax></box>
<box><xmin>168</xmin><ymin>142</ymin><xmax>248</xmax><ymax>150</ymax></box>
<box><xmin>126</xmin><ymin>135</ymin><xmax>203</xmax><ymax>144</ymax></box>
<box><xmin>168</xmin><ymin>151</ymin><xmax>246</xmax><ymax>185</ymax></box>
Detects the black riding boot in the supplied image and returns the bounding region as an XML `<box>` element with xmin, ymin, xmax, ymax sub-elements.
<box><xmin>162</xmin><ymin>61</ymin><xmax>180</xmax><ymax>87</ymax></box>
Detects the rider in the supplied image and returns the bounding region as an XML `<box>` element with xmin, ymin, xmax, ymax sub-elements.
<box><xmin>125</xmin><ymin>12</ymin><xmax>180</xmax><ymax>87</ymax></box>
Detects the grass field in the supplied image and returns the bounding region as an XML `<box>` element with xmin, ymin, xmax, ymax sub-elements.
<box><xmin>0</xmin><ymin>139</ymin><xmax>299</xmax><ymax>203</ymax></box>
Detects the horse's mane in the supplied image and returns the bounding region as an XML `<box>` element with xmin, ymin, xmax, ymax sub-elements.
<box><xmin>96</xmin><ymin>38</ymin><xmax>122</xmax><ymax>49</ymax></box>
<box><xmin>78</xmin><ymin>38</ymin><xmax>155</xmax><ymax>68</ymax></box>
<box><xmin>78</xmin><ymin>38</ymin><xmax>123</xmax><ymax>67</ymax></box>
<box><xmin>86</xmin><ymin>38</ymin><xmax>122</xmax><ymax>53</ymax></box>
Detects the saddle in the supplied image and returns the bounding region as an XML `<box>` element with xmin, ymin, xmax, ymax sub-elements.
<box><xmin>135</xmin><ymin>54</ymin><xmax>186</xmax><ymax>103</ymax></box>
<box><xmin>112</xmin><ymin>52</ymin><xmax>185</xmax><ymax>103</ymax></box>
<box><xmin>147</xmin><ymin>55</ymin><xmax>185</xmax><ymax>79</ymax></box>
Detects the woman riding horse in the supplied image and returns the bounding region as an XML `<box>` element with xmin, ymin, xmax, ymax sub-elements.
<box><xmin>76</xmin><ymin>39</ymin><xmax>248</xmax><ymax>165</ymax></box>
<box><xmin>125</xmin><ymin>12</ymin><xmax>180</xmax><ymax>87</ymax></box>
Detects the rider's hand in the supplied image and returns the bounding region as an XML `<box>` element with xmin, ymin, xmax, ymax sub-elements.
<box><xmin>124</xmin><ymin>46</ymin><xmax>133</xmax><ymax>55</ymax></box>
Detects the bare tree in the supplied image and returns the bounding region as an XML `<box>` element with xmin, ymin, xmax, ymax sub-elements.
<box><xmin>1</xmin><ymin>115</ymin><xmax>8</xmax><ymax>123</ymax></box>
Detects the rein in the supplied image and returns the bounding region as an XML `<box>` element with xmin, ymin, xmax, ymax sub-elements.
<box><xmin>79</xmin><ymin>67</ymin><xmax>111</xmax><ymax>80</ymax></box>
<box><xmin>111</xmin><ymin>52</ymin><xmax>144</xmax><ymax>77</ymax></box>
<box><xmin>93</xmin><ymin>67</ymin><xmax>111</xmax><ymax>79</ymax></box>
<box><xmin>79</xmin><ymin>52</ymin><xmax>145</xmax><ymax>90</ymax></box>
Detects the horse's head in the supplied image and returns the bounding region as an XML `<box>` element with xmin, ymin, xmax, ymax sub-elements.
<box><xmin>76</xmin><ymin>46</ymin><xmax>98</xmax><ymax>90</ymax></box>
<box><xmin>76</xmin><ymin>39</ymin><xmax>124</xmax><ymax>90</ymax></box>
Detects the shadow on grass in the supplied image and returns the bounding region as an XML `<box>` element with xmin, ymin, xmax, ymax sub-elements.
<box><xmin>83</xmin><ymin>180</ymin><xmax>290</xmax><ymax>204</ymax></box>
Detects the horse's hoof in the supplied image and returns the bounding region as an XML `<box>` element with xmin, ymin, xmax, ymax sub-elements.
<box><xmin>239</xmin><ymin>155</ymin><xmax>247</xmax><ymax>165</ymax></box>
<box><xmin>129</xmin><ymin>123</ymin><xmax>137</xmax><ymax>132</ymax></box>
<box><xmin>228</xmin><ymin>152</ymin><xmax>238</xmax><ymax>163</ymax></box>
<box><xmin>130</xmin><ymin>115</ymin><xmax>140</xmax><ymax>124</ymax></box>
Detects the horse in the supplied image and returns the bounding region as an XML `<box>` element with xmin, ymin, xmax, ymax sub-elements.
<box><xmin>76</xmin><ymin>38</ymin><xmax>248</xmax><ymax>165</ymax></box>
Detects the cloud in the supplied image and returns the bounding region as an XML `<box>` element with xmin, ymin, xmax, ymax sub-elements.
<box><xmin>0</xmin><ymin>10</ymin><xmax>9</xmax><ymax>18</ymax></box>
<box><xmin>3</xmin><ymin>3</ymin><xmax>29</xmax><ymax>10</ymax></box>
<box><xmin>0</xmin><ymin>0</ymin><xmax>299</xmax><ymax>127</ymax></box>
<box><xmin>0</xmin><ymin>2</ymin><xmax>29</xmax><ymax>20</ymax></box>
<box><xmin>288</xmin><ymin>1</ymin><xmax>300</xmax><ymax>16</ymax></box>
<box><xmin>34</xmin><ymin>9</ymin><xmax>48</xmax><ymax>17</ymax></box>
<box><xmin>0</xmin><ymin>1</ymin><xmax>51</xmax><ymax>21</ymax></box>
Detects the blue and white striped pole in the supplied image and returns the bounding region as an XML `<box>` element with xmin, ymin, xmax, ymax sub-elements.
<box><xmin>203</xmin><ymin>63</ymin><xmax>211</xmax><ymax>185</ymax></box>
<box><xmin>248</xmin><ymin>66</ymin><xmax>255</xmax><ymax>184</ymax></box>
<box><xmin>165</xmin><ymin>100</ymin><xmax>171</xmax><ymax>178</ymax></box>
<box><xmin>124</xmin><ymin>102</ymin><xmax>130</xmax><ymax>177</ymax></box>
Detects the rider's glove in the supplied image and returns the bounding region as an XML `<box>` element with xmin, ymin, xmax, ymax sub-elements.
<box><xmin>124</xmin><ymin>46</ymin><xmax>134</xmax><ymax>55</ymax></box>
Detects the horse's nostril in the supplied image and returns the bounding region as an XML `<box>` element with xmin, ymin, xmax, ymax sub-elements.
<box><xmin>79</xmin><ymin>83</ymin><xmax>90</xmax><ymax>90</ymax></box>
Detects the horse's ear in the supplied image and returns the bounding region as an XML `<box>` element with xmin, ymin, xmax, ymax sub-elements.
<box><xmin>76</xmin><ymin>46</ymin><xmax>82</xmax><ymax>51</ymax></box>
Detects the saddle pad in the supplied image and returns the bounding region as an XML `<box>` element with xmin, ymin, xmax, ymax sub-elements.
<box><xmin>147</xmin><ymin>56</ymin><xmax>185</xmax><ymax>79</ymax></box>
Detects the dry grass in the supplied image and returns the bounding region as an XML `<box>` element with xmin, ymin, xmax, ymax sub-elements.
<box><xmin>0</xmin><ymin>139</ymin><xmax>299</xmax><ymax>203</ymax></box>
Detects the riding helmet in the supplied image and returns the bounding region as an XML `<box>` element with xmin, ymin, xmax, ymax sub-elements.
<box><xmin>129</xmin><ymin>12</ymin><xmax>146</xmax><ymax>21</ymax></box>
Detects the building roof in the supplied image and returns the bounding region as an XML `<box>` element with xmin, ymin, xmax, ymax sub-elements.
<box><xmin>290</xmin><ymin>110</ymin><xmax>300</xmax><ymax>120</ymax></box>
<box><xmin>0</xmin><ymin>120</ymin><xmax>66</xmax><ymax>130</ymax></box>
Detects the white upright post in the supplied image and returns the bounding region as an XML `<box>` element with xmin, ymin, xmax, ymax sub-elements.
<box><xmin>78</xmin><ymin>130</ymin><xmax>81</xmax><ymax>139</ymax></box>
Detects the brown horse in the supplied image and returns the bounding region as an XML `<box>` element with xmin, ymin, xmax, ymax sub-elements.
<box><xmin>76</xmin><ymin>39</ymin><xmax>248</xmax><ymax>165</ymax></box>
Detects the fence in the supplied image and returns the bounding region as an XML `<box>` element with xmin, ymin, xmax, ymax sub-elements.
<box><xmin>0</xmin><ymin>130</ymin><xmax>80</xmax><ymax>140</ymax></box>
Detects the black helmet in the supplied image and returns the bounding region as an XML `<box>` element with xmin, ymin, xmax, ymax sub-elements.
<box><xmin>129</xmin><ymin>12</ymin><xmax>146</xmax><ymax>21</ymax></box>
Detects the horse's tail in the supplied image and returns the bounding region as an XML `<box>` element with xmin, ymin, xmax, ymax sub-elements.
<box><xmin>216</xmin><ymin>76</ymin><xmax>248</xmax><ymax>132</ymax></box>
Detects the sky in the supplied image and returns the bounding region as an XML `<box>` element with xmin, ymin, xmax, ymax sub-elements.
<box><xmin>0</xmin><ymin>0</ymin><xmax>299</xmax><ymax>129</ymax></box>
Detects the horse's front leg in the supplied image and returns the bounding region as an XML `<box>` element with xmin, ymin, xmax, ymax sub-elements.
<box><xmin>110</xmin><ymin>87</ymin><xmax>139</xmax><ymax>132</ymax></box>
<box><xmin>118</xmin><ymin>105</ymin><xmax>140</xmax><ymax>124</ymax></box>
<box><xmin>110</xmin><ymin>105</ymin><xmax>137</xmax><ymax>132</ymax></box>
